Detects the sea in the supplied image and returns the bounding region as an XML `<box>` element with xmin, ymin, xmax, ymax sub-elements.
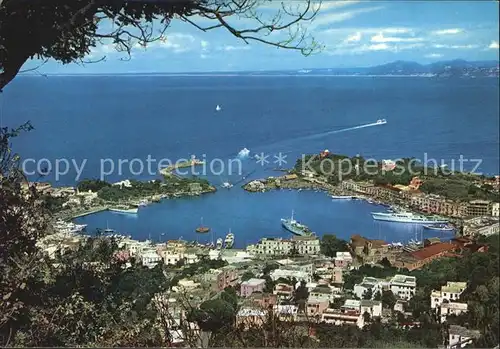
<box><xmin>2</xmin><ymin>75</ymin><xmax>499</xmax><ymax>247</ymax></box>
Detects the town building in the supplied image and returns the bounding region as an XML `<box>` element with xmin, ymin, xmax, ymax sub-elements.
<box><xmin>321</xmin><ymin>308</ymin><xmax>363</xmax><ymax>327</ymax></box>
<box><xmin>350</xmin><ymin>234</ymin><xmax>390</xmax><ymax>264</ymax></box>
<box><xmin>447</xmin><ymin>325</ymin><xmax>481</xmax><ymax>348</ymax></box>
<box><xmin>466</xmin><ymin>200</ymin><xmax>492</xmax><ymax>217</ymax></box>
<box><xmin>360</xmin><ymin>300</ymin><xmax>382</xmax><ymax>318</ymax></box>
<box><xmin>393</xmin><ymin>243</ymin><xmax>459</xmax><ymax>271</ymax></box>
<box><xmin>431</xmin><ymin>282</ymin><xmax>467</xmax><ymax>309</ymax></box>
<box><xmin>306</xmin><ymin>296</ymin><xmax>330</xmax><ymax>318</ymax></box>
<box><xmin>139</xmin><ymin>249</ymin><xmax>162</xmax><ymax>268</ymax></box>
<box><xmin>292</xmin><ymin>235</ymin><xmax>321</xmax><ymax>255</ymax></box>
<box><xmin>240</xmin><ymin>278</ymin><xmax>266</xmax><ymax>298</ymax></box>
<box><xmin>270</xmin><ymin>268</ymin><xmax>311</xmax><ymax>283</ymax></box>
<box><xmin>236</xmin><ymin>308</ymin><xmax>266</xmax><ymax>328</ymax></box>
<box><xmin>389</xmin><ymin>274</ymin><xmax>416</xmax><ymax>300</ymax></box>
<box><xmin>439</xmin><ymin>302</ymin><xmax>468</xmax><ymax>323</ymax></box>
<box><xmin>273</xmin><ymin>283</ymin><xmax>294</xmax><ymax>300</ymax></box>
<box><xmin>248</xmin><ymin>293</ymin><xmax>277</xmax><ymax>309</ymax></box>
<box><xmin>353</xmin><ymin>277</ymin><xmax>387</xmax><ymax>299</ymax></box>
<box><xmin>334</xmin><ymin>251</ymin><xmax>353</xmax><ymax>268</ymax></box>
<box><xmin>216</xmin><ymin>266</ymin><xmax>239</xmax><ymax>291</ymax></box>
<box><xmin>492</xmin><ymin>202</ymin><xmax>499</xmax><ymax>217</ymax></box>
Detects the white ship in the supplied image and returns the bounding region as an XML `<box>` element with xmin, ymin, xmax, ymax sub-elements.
<box><xmin>216</xmin><ymin>238</ymin><xmax>223</xmax><ymax>249</ymax></box>
<box><xmin>371</xmin><ymin>211</ymin><xmax>448</xmax><ymax>224</ymax></box>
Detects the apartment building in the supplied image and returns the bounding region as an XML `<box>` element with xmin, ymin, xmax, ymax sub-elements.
<box><xmin>390</xmin><ymin>275</ymin><xmax>417</xmax><ymax>300</ymax></box>
<box><xmin>447</xmin><ymin>325</ymin><xmax>481</xmax><ymax>349</ymax></box>
<box><xmin>466</xmin><ymin>200</ymin><xmax>492</xmax><ymax>217</ymax></box>
<box><xmin>248</xmin><ymin>236</ymin><xmax>321</xmax><ymax>256</ymax></box>
<box><xmin>217</xmin><ymin>266</ymin><xmax>239</xmax><ymax>291</ymax></box>
<box><xmin>273</xmin><ymin>283</ymin><xmax>294</xmax><ymax>300</ymax></box>
<box><xmin>431</xmin><ymin>282</ymin><xmax>467</xmax><ymax>309</ymax></box>
<box><xmin>360</xmin><ymin>300</ymin><xmax>382</xmax><ymax>318</ymax></box>
<box><xmin>292</xmin><ymin>235</ymin><xmax>321</xmax><ymax>255</ymax></box>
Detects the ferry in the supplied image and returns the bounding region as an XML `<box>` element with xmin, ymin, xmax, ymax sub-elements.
<box><xmin>281</xmin><ymin>210</ymin><xmax>313</xmax><ymax>236</ymax></box>
<box><xmin>224</xmin><ymin>230</ymin><xmax>234</xmax><ymax>249</ymax></box>
<box><xmin>195</xmin><ymin>217</ymin><xmax>210</xmax><ymax>233</ymax></box>
<box><xmin>371</xmin><ymin>211</ymin><xmax>448</xmax><ymax>224</ymax></box>
<box><xmin>423</xmin><ymin>223</ymin><xmax>455</xmax><ymax>232</ymax></box>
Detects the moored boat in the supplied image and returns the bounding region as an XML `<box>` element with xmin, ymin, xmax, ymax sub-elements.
<box><xmin>224</xmin><ymin>230</ymin><xmax>234</xmax><ymax>249</ymax></box>
<box><xmin>423</xmin><ymin>223</ymin><xmax>455</xmax><ymax>231</ymax></box>
<box><xmin>195</xmin><ymin>217</ymin><xmax>210</xmax><ymax>233</ymax></box>
<box><xmin>281</xmin><ymin>210</ymin><xmax>313</xmax><ymax>236</ymax></box>
<box><xmin>371</xmin><ymin>211</ymin><xmax>448</xmax><ymax>224</ymax></box>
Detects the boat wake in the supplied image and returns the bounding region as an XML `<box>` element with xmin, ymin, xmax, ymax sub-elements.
<box><xmin>295</xmin><ymin>121</ymin><xmax>386</xmax><ymax>142</ymax></box>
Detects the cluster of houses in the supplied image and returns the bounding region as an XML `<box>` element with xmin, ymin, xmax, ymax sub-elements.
<box><xmin>340</xmin><ymin>178</ymin><xmax>499</xmax><ymax>219</ymax></box>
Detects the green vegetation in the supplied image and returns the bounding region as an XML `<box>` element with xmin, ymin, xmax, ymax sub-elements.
<box><xmin>320</xmin><ymin>234</ymin><xmax>349</xmax><ymax>257</ymax></box>
<box><xmin>74</xmin><ymin>176</ymin><xmax>213</xmax><ymax>204</ymax></box>
<box><xmin>420</xmin><ymin>177</ymin><xmax>499</xmax><ymax>202</ymax></box>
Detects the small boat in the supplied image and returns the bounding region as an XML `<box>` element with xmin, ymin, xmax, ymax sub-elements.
<box><xmin>423</xmin><ymin>224</ymin><xmax>455</xmax><ymax>232</ymax></box>
<box><xmin>221</xmin><ymin>181</ymin><xmax>233</xmax><ymax>189</ymax></box>
<box><xmin>138</xmin><ymin>199</ymin><xmax>149</xmax><ymax>207</ymax></box>
<box><xmin>376</xmin><ymin>118</ymin><xmax>387</xmax><ymax>124</ymax></box>
<box><xmin>215</xmin><ymin>105</ymin><xmax>221</xmax><ymax>111</ymax></box>
<box><xmin>195</xmin><ymin>217</ymin><xmax>210</xmax><ymax>233</ymax></box>
<box><xmin>224</xmin><ymin>230</ymin><xmax>234</xmax><ymax>249</ymax></box>
<box><xmin>216</xmin><ymin>238</ymin><xmax>223</xmax><ymax>249</ymax></box>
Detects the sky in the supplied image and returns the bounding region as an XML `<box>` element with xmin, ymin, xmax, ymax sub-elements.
<box><xmin>22</xmin><ymin>0</ymin><xmax>500</xmax><ymax>74</ymax></box>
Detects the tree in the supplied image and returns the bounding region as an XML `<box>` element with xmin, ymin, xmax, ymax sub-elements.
<box><xmin>241</xmin><ymin>271</ymin><xmax>255</xmax><ymax>282</ymax></box>
<box><xmin>363</xmin><ymin>311</ymin><xmax>371</xmax><ymax>325</ymax></box>
<box><xmin>381</xmin><ymin>290</ymin><xmax>397</xmax><ymax>310</ymax></box>
<box><xmin>0</xmin><ymin>0</ymin><xmax>322</xmax><ymax>90</ymax></box>
<box><xmin>320</xmin><ymin>234</ymin><xmax>348</xmax><ymax>258</ymax></box>
<box><xmin>363</xmin><ymin>288</ymin><xmax>373</xmax><ymax>300</ymax></box>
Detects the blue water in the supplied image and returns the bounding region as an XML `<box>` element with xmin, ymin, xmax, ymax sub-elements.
<box><xmin>2</xmin><ymin>75</ymin><xmax>498</xmax><ymax>246</ymax></box>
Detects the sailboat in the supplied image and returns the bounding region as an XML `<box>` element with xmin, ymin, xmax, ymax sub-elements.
<box><xmin>195</xmin><ymin>217</ymin><xmax>210</xmax><ymax>233</ymax></box>
<box><xmin>215</xmin><ymin>105</ymin><xmax>221</xmax><ymax>111</ymax></box>
<box><xmin>103</xmin><ymin>221</ymin><xmax>115</xmax><ymax>235</ymax></box>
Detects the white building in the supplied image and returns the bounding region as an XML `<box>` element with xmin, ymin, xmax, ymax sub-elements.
<box><xmin>447</xmin><ymin>325</ymin><xmax>480</xmax><ymax>348</ymax></box>
<box><xmin>390</xmin><ymin>274</ymin><xmax>417</xmax><ymax>300</ymax></box>
<box><xmin>353</xmin><ymin>277</ymin><xmax>386</xmax><ymax>299</ymax></box>
<box><xmin>431</xmin><ymin>282</ymin><xmax>467</xmax><ymax>309</ymax></box>
<box><xmin>161</xmin><ymin>249</ymin><xmax>199</xmax><ymax>265</ymax></box>
<box><xmin>291</xmin><ymin>235</ymin><xmax>321</xmax><ymax>255</ymax></box>
<box><xmin>360</xmin><ymin>300</ymin><xmax>382</xmax><ymax>318</ymax></box>
<box><xmin>140</xmin><ymin>250</ymin><xmax>162</xmax><ymax>268</ymax></box>
<box><xmin>492</xmin><ymin>202</ymin><xmax>499</xmax><ymax>217</ymax></box>
<box><xmin>248</xmin><ymin>238</ymin><xmax>293</xmax><ymax>255</ymax></box>
<box><xmin>439</xmin><ymin>302</ymin><xmax>468</xmax><ymax>323</ymax></box>
<box><xmin>248</xmin><ymin>236</ymin><xmax>320</xmax><ymax>256</ymax></box>
<box><xmin>270</xmin><ymin>269</ymin><xmax>311</xmax><ymax>283</ymax></box>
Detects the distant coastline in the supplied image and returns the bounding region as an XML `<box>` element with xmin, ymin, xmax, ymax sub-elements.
<box><xmin>19</xmin><ymin>59</ymin><xmax>499</xmax><ymax>78</ymax></box>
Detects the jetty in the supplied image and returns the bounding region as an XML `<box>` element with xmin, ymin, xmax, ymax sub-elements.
<box><xmin>67</xmin><ymin>206</ymin><xmax>109</xmax><ymax>219</ymax></box>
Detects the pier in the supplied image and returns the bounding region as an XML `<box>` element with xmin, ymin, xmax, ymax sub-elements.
<box><xmin>70</xmin><ymin>206</ymin><xmax>109</xmax><ymax>219</ymax></box>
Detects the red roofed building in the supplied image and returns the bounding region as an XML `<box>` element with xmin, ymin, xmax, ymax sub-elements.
<box><xmin>394</xmin><ymin>242</ymin><xmax>458</xmax><ymax>271</ymax></box>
